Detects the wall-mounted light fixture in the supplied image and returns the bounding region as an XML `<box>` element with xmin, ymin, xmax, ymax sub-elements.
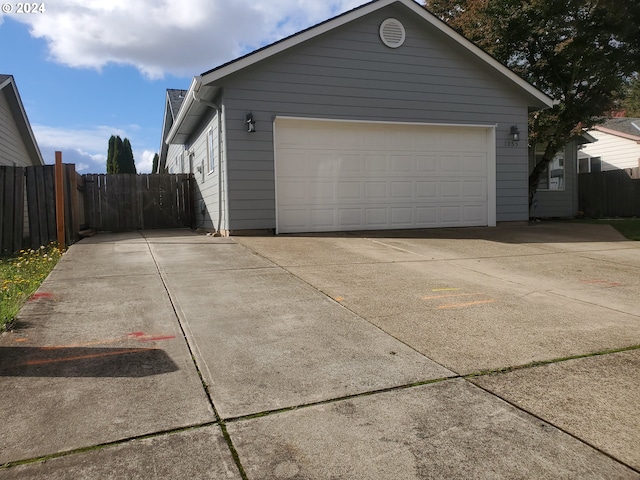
<box><xmin>510</xmin><ymin>125</ymin><xmax>520</xmax><ymax>142</ymax></box>
<box><xmin>246</xmin><ymin>112</ymin><xmax>256</xmax><ymax>133</ymax></box>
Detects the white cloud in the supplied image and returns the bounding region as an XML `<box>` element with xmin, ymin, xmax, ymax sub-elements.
<box><xmin>4</xmin><ymin>0</ymin><xmax>372</xmax><ymax>79</ymax></box>
<box><xmin>137</xmin><ymin>150</ymin><xmax>156</xmax><ymax>174</ymax></box>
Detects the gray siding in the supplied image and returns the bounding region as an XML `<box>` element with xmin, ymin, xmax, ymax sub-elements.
<box><xmin>186</xmin><ymin>108</ymin><xmax>228</xmax><ymax>232</ymax></box>
<box><xmin>0</xmin><ymin>89</ymin><xmax>33</xmax><ymax>167</ymax></box>
<box><xmin>217</xmin><ymin>3</ymin><xmax>533</xmax><ymax>230</ymax></box>
<box><xmin>531</xmin><ymin>142</ymin><xmax>579</xmax><ymax>218</ymax></box>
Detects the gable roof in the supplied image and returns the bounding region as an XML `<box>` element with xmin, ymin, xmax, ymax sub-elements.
<box><xmin>158</xmin><ymin>89</ymin><xmax>188</xmax><ymax>172</ymax></box>
<box><xmin>167</xmin><ymin>0</ymin><xmax>554</xmax><ymax>145</ymax></box>
<box><xmin>0</xmin><ymin>74</ymin><xmax>44</xmax><ymax>166</ymax></box>
<box><xmin>594</xmin><ymin>118</ymin><xmax>640</xmax><ymax>142</ymax></box>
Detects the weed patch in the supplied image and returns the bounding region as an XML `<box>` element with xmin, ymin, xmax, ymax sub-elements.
<box><xmin>0</xmin><ymin>244</ymin><xmax>63</xmax><ymax>331</ymax></box>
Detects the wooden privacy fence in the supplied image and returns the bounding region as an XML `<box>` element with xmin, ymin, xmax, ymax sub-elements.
<box><xmin>83</xmin><ymin>174</ymin><xmax>194</xmax><ymax>232</ymax></box>
<box><xmin>579</xmin><ymin>168</ymin><xmax>640</xmax><ymax>218</ymax></box>
<box><xmin>1</xmin><ymin>164</ymin><xmax>83</xmax><ymax>254</ymax></box>
<box><xmin>1</xmin><ymin>160</ymin><xmax>194</xmax><ymax>254</ymax></box>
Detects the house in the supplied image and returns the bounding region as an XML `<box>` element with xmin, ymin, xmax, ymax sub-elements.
<box><xmin>158</xmin><ymin>89</ymin><xmax>188</xmax><ymax>174</ymax></box>
<box><xmin>1</xmin><ymin>74</ymin><xmax>45</xmax><ymax>241</ymax></box>
<box><xmin>578</xmin><ymin>118</ymin><xmax>640</xmax><ymax>173</ymax></box>
<box><xmin>0</xmin><ymin>74</ymin><xmax>43</xmax><ymax>168</ymax></box>
<box><xmin>160</xmin><ymin>0</ymin><xmax>553</xmax><ymax>235</ymax></box>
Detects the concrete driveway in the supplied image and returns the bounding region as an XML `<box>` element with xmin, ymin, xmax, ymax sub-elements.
<box><xmin>1</xmin><ymin>222</ymin><xmax>639</xmax><ymax>478</ymax></box>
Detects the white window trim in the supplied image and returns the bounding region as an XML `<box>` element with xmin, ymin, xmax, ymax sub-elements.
<box><xmin>535</xmin><ymin>147</ymin><xmax>565</xmax><ymax>192</ymax></box>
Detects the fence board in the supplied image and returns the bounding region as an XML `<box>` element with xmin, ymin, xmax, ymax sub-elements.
<box><xmin>82</xmin><ymin>174</ymin><xmax>193</xmax><ymax>232</ymax></box>
<box><xmin>579</xmin><ymin>168</ymin><xmax>640</xmax><ymax>217</ymax></box>
<box><xmin>0</xmin><ymin>166</ymin><xmax>25</xmax><ymax>254</ymax></box>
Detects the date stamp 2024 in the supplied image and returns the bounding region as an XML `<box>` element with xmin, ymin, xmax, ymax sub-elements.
<box><xmin>1</xmin><ymin>3</ymin><xmax>46</xmax><ymax>14</ymax></box>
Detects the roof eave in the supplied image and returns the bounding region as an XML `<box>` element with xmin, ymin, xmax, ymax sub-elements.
<box><xmin>1</xmin><ymin>76</ymin><xmax>44</xmax><ymax>165</ymax></box>
<box><xmin>594</xmin><ymin>125</ymin><xmax>640</xmax><ymax>143</ymax></box>
<box><xmin>199</xmin><ymin>0</ymin><xmax>553</xmax><ymax>109</ymax></box>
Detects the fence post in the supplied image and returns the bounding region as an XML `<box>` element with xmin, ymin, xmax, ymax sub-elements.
<box><xmin>55</xmin><ymin>151</ymin><xmax>65</xmax><ymax>249</ymax></box>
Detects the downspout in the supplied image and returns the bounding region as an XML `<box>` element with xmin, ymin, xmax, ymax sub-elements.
<box><xmin>192</xmin><ymin>90</ymin><xmax>223</xmax><ymax>235</ymax></box>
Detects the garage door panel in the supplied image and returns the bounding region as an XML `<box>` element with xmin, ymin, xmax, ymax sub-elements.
<box><xmin>391</xmin><ymin>207</ymin><xmax>413</xmax><ymax>226</ymax></box>
<box><xmin>276</xmin><ymin>120</ymin><xmax>491</xmax><ymax>233</ymax></box>
<box><xmin>365</xmin><ymin>208</ymin><xmax>388</xmax><ymax>226</ymax></box>
<box><xmin>311</xmin><ymin>182</ymin><xmax>335</xmax><ymax>201</ymax></box>
<box><xmin>417</xmin><ymin>182</ymin><xmax>437</xmax><ymax>198</ymax></box>
<box><xmin>366</xmin><ymin>182</ymin><xmax>387</xmax><ymax>199</ymax></box>
<box><xmin>310</xmin><ymin>209</ymin><xmax>335</xmax><ymax>228</ymax></box>
<box><xmin>365</xmin><ymin>155</ymin><xmax>388</xmax><ymax>173</ymax></box>
<box><xmin>416</xmin><ymin>206</ymin><xmax>437</xmax><ymax>224</ymax></box>
<box><xmin>339</xmin><ymin>209</ymin><xmax>362</xmax><ymax>227</ymax></box>
<box><xmin>417</xmin><ymin>155</ymin><xmax>438</xmax><ymax>172</ymax></box>
<box><xmin>391</xmin><ymin>181</ymin><xmax>413</xmax><ymax>199</ymax></box>
<box><xmin>337</xmin><ymin>182</ymin><xmax>362</xmax><ymax>201</ymax></box>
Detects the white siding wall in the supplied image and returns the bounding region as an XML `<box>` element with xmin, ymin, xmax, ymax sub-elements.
<box><xmin>578</xmin><ymin>131</ymin><xmax>640</xmax><ymax>171</ymax></box>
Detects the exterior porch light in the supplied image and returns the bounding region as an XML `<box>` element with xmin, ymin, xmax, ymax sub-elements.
<box><xmin>510</xmin><ymin>125</ymin><xmax>520</xmax><ymax>141</ymax></box>
<box><xmin>246</xmin><ymin>112</ymin><xmax>256</xmax><ymax>133</ymax></box>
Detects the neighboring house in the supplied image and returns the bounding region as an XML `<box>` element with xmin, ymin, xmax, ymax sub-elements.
<box><xmin>158</xmin><ymin>89</ymin><xmax>188</xmax><ymax>174</ymax></box>
<box><xmin>529</xmin><ymin>134</ymin><xmax>596</xmax><ymax>218</ymax></box>
<box><xmin>0</xmin><ymin>74</ymin><xmax>43</xmax><ymax>168</ymax></box>
<box><xmin>578</xmin><ymin>118</ymin><xmax>640</xmax><ymax>173</ymax></box>
<box><xmin>160</xmin><ymin>0</ymin><xmax>553</xmax><ymax>235</ymax></box>
<box><xmin>0</xmin><ymin>74</ymin><xmax>45</xmax><ymax>239</ymax></box>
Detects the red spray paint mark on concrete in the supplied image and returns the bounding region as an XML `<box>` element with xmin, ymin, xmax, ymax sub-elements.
<box><xmin>29</xmin><ymin>292</ymin><xmax>55</xmax><ymax>301</ymax></box>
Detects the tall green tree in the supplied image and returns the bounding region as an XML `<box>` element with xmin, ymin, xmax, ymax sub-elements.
<box><xmin>121</xmin><ymin>138</ymin><xmax>137</xmax><ymax>174</ymax></box>
<box><xmin>425</xmin><ymin>0</ymin><xmax>640</xmax><ymax>207</ymax></box>
<box><xmin>152</xmin><ymin>153</ymin><xmax>159</xmax><ymax>174</ymax></box>
<box><xmin>106</xmin><ymin>135</ymin><xmax>116</xmax><ymax>173</ymax></box>
<box><xmin>106</xmin><ymin>135</ymin><xmax>136</xmax><ymax>174</ymax></box>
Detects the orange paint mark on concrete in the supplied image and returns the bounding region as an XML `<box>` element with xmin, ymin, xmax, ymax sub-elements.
<box><xmin>423</xmin><ymin>293</ymin><xmax>477</xmax><ymax>300</ymax></box>
<box><xmin>14</xmin><ymin>338</ymin><xmax>28</xmax><ymax>343</ymax></box>
<box><xmin>335</xmin><ymin>297</ymin><xmax>344</xmax><ymax>302</ymax></box>
<box><xmin>438</xmin><ymin>299</ymin><xmax>496</xmax><ymax>309</ymax></box>
<box><xmin>23</xmin><ymin>348</ymin><xmax>152</xmax><ymax>366</ymax></box>
<box><xmin>137</xmin><ymin>335</ymin><xmax>176</xmax><ymax>342</ymax></box>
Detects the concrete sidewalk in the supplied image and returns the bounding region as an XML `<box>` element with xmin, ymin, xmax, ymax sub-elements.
<box><xmin>1</xmin><ymin>226</ymin><xmax>638</xmax><ymax>478</ymax></box>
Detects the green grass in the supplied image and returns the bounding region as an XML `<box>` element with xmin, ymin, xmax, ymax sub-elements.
<box><xmin>0</xmin><ymin>244</ymin><xmax>63</xmax><ymax>332</ymax></box>
<box><xmin>574</xmin><ymin>218</ymin><xmax>640</xmax><ymax>241</ymax></box>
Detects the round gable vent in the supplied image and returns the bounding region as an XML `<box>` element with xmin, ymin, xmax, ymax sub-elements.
<box><xmin>379</xmin><ymin>18</ymin><xmax>406</xmax><ymax>48</ymax></box>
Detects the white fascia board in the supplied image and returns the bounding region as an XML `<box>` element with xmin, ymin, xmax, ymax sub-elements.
<box><xmin>165</xmin><ymin>76</ymin><xmax>200</xmax><ymax>145</ymax></box>
<box><xmin>199</xmin><ymin>0</ymin><xmax>553</xmax><ymax>108</ymax></box>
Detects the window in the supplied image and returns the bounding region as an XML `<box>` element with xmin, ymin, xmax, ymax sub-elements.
<box><xmin>207</xmin><ymin>128</ymin><xmax>216</xmax><ymax>173</ymax></box>
<box><xmin>578</xmin><ymin>156</ymin><xmax>601</xmax><ymax>174</ymax></box>
<box><xmin>534</xmin><ymin>144</ymin><xmax>565</xmax><ymax>191</ymax></box>
<box><xmin>176</xmin><ymin>152</ymin><xmax>183</xmax><ymax>173</ymax></box>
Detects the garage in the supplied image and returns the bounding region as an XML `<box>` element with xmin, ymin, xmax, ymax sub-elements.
<box><xmin>275</xmin><ymin>117</ymin><xmax>496</xmax><ymax>234</ymax></box>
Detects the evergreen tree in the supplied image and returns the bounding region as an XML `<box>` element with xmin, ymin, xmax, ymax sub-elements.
<box><xmin>106</xmin><ymin>135</ymin><xmax>117</xmax><ymax>173</ymax></box>
<box><xmin>122</xmin><ymin>138</ymin><xmax>137</xmax><ymax>174</ymax></box>
<box><xmin>152</xmin><ymin>153</ymin><xmax>159</xmax><ymax>174</ymax></box>
<box><xmin>113</xmin><ymin>136</ymin><xmax>124</xmax><ymax>173</ymax></box>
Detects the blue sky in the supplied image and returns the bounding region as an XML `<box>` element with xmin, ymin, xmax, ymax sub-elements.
<box><xmin>0</xmin><ymin>0</ymin><xmax>370</xmax><ymax>173</ymax></box>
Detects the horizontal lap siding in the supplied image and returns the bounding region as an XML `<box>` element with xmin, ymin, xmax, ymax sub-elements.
<box><xmin>221</xmin><ymin>4</ymin><xmax>532</xmax><ymax>230</ymax></box>
<box><xmin>0</xmin><ymin>90</ymin><xmax>32</xmax><ymax>167</ymax></box>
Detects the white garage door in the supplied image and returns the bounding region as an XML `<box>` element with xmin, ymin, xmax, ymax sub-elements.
<box><xmin>274</xmin><ymin>118</ymin><xmax>495</xmax><ymax>234</ymax></box>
